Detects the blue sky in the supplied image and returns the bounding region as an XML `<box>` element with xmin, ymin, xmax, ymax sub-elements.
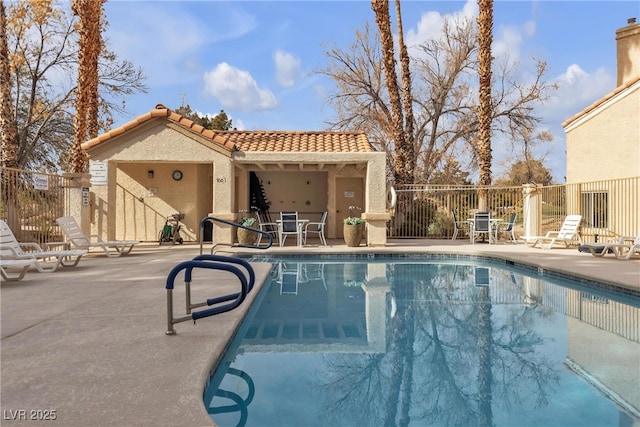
<box><xmin>103</xmin><ymin>1</ymin><xmax>640</xmax><ymax>182</ymax></box>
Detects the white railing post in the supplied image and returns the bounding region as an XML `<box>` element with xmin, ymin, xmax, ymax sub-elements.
<box><xmin>521</xmin><ymin>183</ymin><xmax>542</xmax><ymax>240</ymax></box>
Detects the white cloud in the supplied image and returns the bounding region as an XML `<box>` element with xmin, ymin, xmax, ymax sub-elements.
<box><xmin>104</xmin><ymin>2</ymin><xmax>257</xmax><ymax>87</ymax></box>
<box><xmin>545</xmin><ymin>64</ymin><xmax>615</xmax><ymax>120</ymax></box>
<box><xmin>203</xmin><ymin>63</ymin><xmax>278</xmax><ymax>112</ymax></box>
<box><xmin>493</xmin><ymin>24</ymin><xmax>525</xmax><ymax>61</ymax></box>
<box><xmin>273</xmin><ymin>50</ymin><xmax>301</xmax><ymax>87</ymax></box>
<box><xmin>405</xmin><ymin>0</ymin><xmax>478</xmax><ymax>58</ymax></box>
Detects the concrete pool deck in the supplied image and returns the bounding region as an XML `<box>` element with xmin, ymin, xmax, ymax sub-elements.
<box><xmin>1</xmin><ymin>239</ymin><xmax>639</xmax><ymax>426</ymax></box>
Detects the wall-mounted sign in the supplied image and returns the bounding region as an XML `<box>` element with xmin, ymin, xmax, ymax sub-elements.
<box><xmin>344</xmin><ymin>191</ymin><xmax>355</xmax><ymax>198</ymax></box>
<box><xmin>89</xmin><ymin>161</ymin><xmax>108</xmax><ymax>185</ymax></box>
<box><xmin>33</xmin><ymin>174</ymin><xmax>49</xmax><ymax>190</ymax></box>
<box><xmin>82</xmin><ymin>187</ymin><xmax>90</xmax><ymax>206</ymax></box>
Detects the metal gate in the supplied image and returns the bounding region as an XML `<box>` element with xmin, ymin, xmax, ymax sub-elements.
<box><xmin>1</xmin><ymin>167</ymin><xmax>69</xmax><ymax>243</ymax></box>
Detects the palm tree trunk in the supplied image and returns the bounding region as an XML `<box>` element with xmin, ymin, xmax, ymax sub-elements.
<box><xmin>0</xmin><ymin>0</ymin><xmax>20</xmax><ymax>233</ymax></box>
<box><xmin>372</xmin><ymin>0</ymin><xmax>411</xmax><ymax>185</ymax></box>
<box><xmin>395</xmin><ymin>0</ymin><xmax>416</xmax><ymax>183</ymax></box>
<box><xmin>0</xmin><ymin>0</ymin><xmax>19</xmax><ymax>169</ymax></box>
<box><xmin>71</xmin><ymin>0</ymin><xmax>105</xmax><ymax>173</ymax></box>
<box><xmin>477</xmin><ymin>0</ymin><xmax>494</xmax><ymax>211</ymax></box>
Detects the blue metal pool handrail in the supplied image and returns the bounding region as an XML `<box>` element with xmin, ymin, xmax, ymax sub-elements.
<box><xmin>205</xmin><ymin>367</ymin><xmax>255</xmax><ymax>424</ymax></box>
<box><xmin>165</xmin><ymin>255</ymin><xmax>255</xmax><ymax>335</ymax></box>
<box><xmin>199</xmin><ymin>215</ymin><xmax>273</xmax><ymax>255</ymax></box>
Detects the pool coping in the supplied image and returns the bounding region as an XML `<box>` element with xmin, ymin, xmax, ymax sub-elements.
<box><xmin>1</xmin><ymin>240</ymin><xmax>638</xmax><ymax>426</ymax></box>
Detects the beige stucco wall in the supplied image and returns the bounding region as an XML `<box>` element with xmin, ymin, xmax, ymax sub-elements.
<box><xmin>565</xmin><ymin>82</ymin><xmax>640</xmax><ymax>183</ymax></box>
<box><xmin>233</xmin><ymin>151</ymin><xmax>390</xmax><ymax>245</ymax></box>
<box><xmin>85</xmin><ymin>121</ymin><xmax>391</xmax><ymax>246</ymax></box>
<box><xmin>87</xmin><ymin>120</ymin><xmax>230</xmax><ymax>241</ymax></box>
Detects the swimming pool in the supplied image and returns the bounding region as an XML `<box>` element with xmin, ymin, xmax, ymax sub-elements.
<box><xmin>204</xmin><ymin>255</ymin><xmax>640</xmax><ymax>427</ymax></box>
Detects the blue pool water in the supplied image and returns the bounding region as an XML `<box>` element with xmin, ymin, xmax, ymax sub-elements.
<box><xmin>203</xmin><ymin>256</ymin><xmax>640</xmax><ymax>427</ymax></box>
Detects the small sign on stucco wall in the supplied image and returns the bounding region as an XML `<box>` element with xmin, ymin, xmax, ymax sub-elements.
<box><xmin>89</xmin><ymin>161</ymin><xmax>108</xmax><ymax>185</ymax></box>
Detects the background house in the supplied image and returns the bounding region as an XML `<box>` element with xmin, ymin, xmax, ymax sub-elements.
<box><xmin>563</xmin><ymin>18</ymin><xmax>640</xmax><ymax>183</ymax></box>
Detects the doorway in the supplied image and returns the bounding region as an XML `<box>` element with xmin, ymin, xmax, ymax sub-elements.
<box><xmin>336</xmin><ymin>177</ymin><xmax>364</xmax><ymax>238</ymax></box>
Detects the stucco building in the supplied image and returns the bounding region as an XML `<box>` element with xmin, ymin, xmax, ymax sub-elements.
<box><xmin>563</xmin><ymin>18</ymin><xmax>640</xmax><ymax>183</ymax></box>
<box><xmin>80</xmin><ymin>106</ymin><xmax>391</xmax><ymax>246</ymax></box>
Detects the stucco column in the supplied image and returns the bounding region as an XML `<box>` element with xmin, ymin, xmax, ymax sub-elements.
<box><xmin>362</xmin><ymin>158</ymin><xmax>391</xmax><ymax>246</ymax></box>
<box><xmin>521</xmin><ymin>183</ymin><xmax>542</xmax><ymax>241</ymax></box>
<box><xmin>362</xmin><ymin>212</ymin><xmax>391</xmax><ymax>246</ymax></box>
<box><xmin>62</xmin><ymin>173</ymin><xmax>92</xmax><ymax>235</ymax></box>
<box><xmin>209</xmin><ymin>161</ymin><xmax>236</xmax><ymax>245</ymax></box>
<box><xmin>361</xmin><ymin>263</ymin><xmax>391</xmax><ymax>352</ymax></box>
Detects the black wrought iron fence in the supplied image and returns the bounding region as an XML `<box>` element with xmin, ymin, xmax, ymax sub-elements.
<box><xmin>1</xmin><ymin>167</ymin><xmax>69</xmax><ymax>243</ymax></box>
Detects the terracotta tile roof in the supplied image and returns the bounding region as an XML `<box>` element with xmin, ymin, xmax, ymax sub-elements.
<box><xmin>562</xmin><ymin>76</ymin><xmax>640</xmax><ymax>128</ymax></box>
<box><xmin>214</xmin><ymin>130</ymin><xmax>373</xmax><ymax>152</ymax></box>
<box><xmin>82</xmin><ymin>104</ymin><xmax>373</xmax><ymax>153</ymax></box>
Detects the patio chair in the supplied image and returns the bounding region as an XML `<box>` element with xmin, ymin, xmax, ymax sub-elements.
<box><xmin>303</xmin><ymin>211</ymin><xmax>327</xmax><ymax>246</ymax></box>
<box><xmin>278</xmin><ymin>262</ymin><xmax>300</xmax><ymax>295</ymax></box>
<box><xmin>278</xmin><ymin>211</ymin><xmax>301</xmax><ymax>247</ymax></box>
<box><xmin>0</xmin><ymin>220</ymin><xmax>87</xmax><ymax>273</ymax></box>
<box><xmin>56</xmin><ymin>216</ymin><xmax>139</xmax><ymax>257</ymax></box>
<box><xmin>496</xmin><ymin>212</ymin><xmax>518</xmax><ymax>243</ymax></box>
<box><xmin>0</xmin><ymin>259</ymin><xmax>38</xmax><ymax>281</ymax></box>
<box><xmin>470</xmin><ymin>212</ymin><xmax>492</xmax><ymax>244</ymax></box>
<box><xmin>451</xmin><ymin>210</ymin><xmax>469</xmax><ymax>240</ymax></box>
<box><xmin>255</xmin><ymin>211</ymin><xmax>278</xmax><ymax>245</ymax></box>
<box><xmin>522</xmin><ymin>214</ymin><xmax>583</xmax><ymax>249</ymax></box>
<box><xmin>579</xmin><ymin>232</ymin><xmax>640</xmax><ymax>260</ymax></box>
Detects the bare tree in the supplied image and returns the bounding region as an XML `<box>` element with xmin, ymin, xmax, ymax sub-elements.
<box><xmin>1</xmin><ymin>0</ymin><xmax>146</xmax><ymax>171</ymax></box>
<box><xmin>318</xmin><ymin>8</ymin><xmax>556</xmax><ymax>184</ymax></box>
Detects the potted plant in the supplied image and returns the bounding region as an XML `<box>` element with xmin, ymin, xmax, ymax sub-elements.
<box><xmin>343</xmin><ymin>216</ymin><xmax>365</xmax><ymax>247</ymax></box>
<box><xmin>237</xmin><ymin>216</ymin><xmax>257</xmax><ymax>245</ymax></box>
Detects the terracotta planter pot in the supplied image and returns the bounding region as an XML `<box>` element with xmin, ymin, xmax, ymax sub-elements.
<box><xmin>237</xmin><ymin>227</ymin><xmax>257</xmax><ymax>245</ymax></box>
<box><xmin>343</xmin><ymin>223</ymin><xmax>363</xmax><ymax>247</ymax></box>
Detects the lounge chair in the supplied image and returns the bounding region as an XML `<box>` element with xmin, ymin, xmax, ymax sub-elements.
<box><xmin>521</xmin><ymin>215</ymin><xmax>583</xmax><ymax>249</ymax></box>
<box><xmin>56</xmin><ymin>216</ymin><xmax>139</xmax><ymax>257</ymax></box>
<box><xmin>0</xmin><ymin>259</ymin><xmax>38</xmax><ymax>281</ymax></box>
<box><xmin>0</xmin><ymin>220</ymin><xmax>87</xmax><ymax>272</ymax></box>
<box><xmin>579</xmin><ymin>232</ymin><xmax>640</xmax><ymax>260</ymax></box>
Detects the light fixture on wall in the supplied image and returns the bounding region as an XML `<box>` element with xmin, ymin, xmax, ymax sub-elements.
<box><xmin>148</xmin><ymin>170</ymin><xmax>154</xmax><ymax>179</ymax></box>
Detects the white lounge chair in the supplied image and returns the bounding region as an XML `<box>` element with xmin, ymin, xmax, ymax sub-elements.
<box><xmin>56</xmin><ymin>216</ymin><xmax>139</xmax><ymax>257</ymax></box>
<box><xmin>521</xmin><ymin>215</ymin><xmax>583</xmax><ymax>249</ymax></box>
<box><xmin>0</xmin><ymin>220</ymin><xmax>87</xmax><ymax>273</ymax></box>
<box><xmin>0</xmin><ymin>259</ymin><xmax>38</xmax><ymax>281</ymax></box>
<box><xmin>580</xmin><ymin>232</ymin><xmax>640</xmax><ymax>260</ymax></box>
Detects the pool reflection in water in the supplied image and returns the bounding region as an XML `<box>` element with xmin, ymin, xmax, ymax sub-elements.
<box><xmin>204</xmin><ymin>257</ymin><xmax>640</xmax><ymax>427</ymax></box>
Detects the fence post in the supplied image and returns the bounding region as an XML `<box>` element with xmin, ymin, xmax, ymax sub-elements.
<box><xmin>63</xmin><ymin>173</ymin><xmax>92</xmax><ymax>235</ymax></box>
<box><xmin>522</xmin><ymin>183</ymin><xmax>542</xmax><ymax>239</ymax></box>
